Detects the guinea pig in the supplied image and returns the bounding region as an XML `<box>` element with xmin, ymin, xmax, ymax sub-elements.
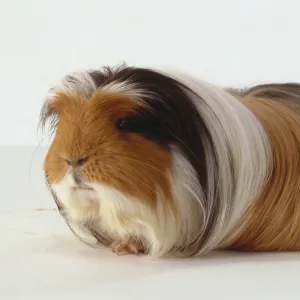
<box><xmin>40</xmin><ymin>64</ymin><xmax>300</xmax><ymax>257</ymax></box>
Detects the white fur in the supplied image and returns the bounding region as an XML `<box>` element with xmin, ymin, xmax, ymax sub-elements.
<box><xmin>101</xmin><ymin>81</ymin><xmax>152</xmax><ymax>100</ymax></box>
<box><xmin>165</xmin><ymin>70</ymin><xmax>272</xmax><ymax>252</ymax></box>
<box><xmin>47</xmin><ymin>72</ymin><xmax>97</xmax><ymax>101</ymax></box>
<box><xmin>47</xmin><ymin>71</ymin><xmax>150</xmax><ymax>103</ymax></box>
<box><xmin>168</xmin><ymin>147</ymin><xmax>205</xmax><ymax>249</ymax></box>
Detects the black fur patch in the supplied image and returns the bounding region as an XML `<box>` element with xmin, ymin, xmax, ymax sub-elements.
<box><xmin>87</xmin><ymin>65</ymin><xmax>216</xmax><ymax>198</ymax></box>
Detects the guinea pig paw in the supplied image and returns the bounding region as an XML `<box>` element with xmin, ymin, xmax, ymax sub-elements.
<box><xmin>110</xmin><ymin>240</ymin><xmax>143</xmax><ymax>256</ymax></box>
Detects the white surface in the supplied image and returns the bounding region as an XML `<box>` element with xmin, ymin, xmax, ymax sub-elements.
<box><xmin>1</xmin><ymin>146</ymin><xmax>300</xmax><ymax>299</ymax></box>
<box><xmin>1</xmin><ymin>210</ymin><xmax>300</xmax><ymax>300</ymax></box>
<box><xmin>1</xmin><ymin>0</ymin><xmax>300</xmax><ymax>145</ymax></box>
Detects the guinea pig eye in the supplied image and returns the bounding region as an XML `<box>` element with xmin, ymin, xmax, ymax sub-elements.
<box><xmin>116</xmin><ymin>115</ymin><xmax>168</xmax><ymax>141</ymax></box>
<box><xmin>117</xmin><ymin>117</ymin><xmax>137</xmax><ymax>131</ymax></box>
<box><xmin>117</xmin><ymin>118</ymin><xmax>129</xmax><ymax>129</ymax></box>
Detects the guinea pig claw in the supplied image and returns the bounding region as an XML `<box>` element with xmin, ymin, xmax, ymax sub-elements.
<box><xmin>110</xmin><ymin>241</ymin><xmax>141</xmax><ymax>256</ymax></box>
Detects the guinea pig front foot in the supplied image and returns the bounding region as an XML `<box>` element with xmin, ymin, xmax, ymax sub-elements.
<box><xmin>109</xmin><ymin>239</ymin><xmax>146</xmax><ymax>256</ymax></box>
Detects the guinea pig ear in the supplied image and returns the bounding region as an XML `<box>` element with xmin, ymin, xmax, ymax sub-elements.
<box><xmin>39</xmin><ymin>98</ymin><xmax>59</xmax><ymax>136</ymax></box>
<box><xmin>39</xmin><ymin>91</ymin><xmax>75</xmax><ymax>134</ymax></box>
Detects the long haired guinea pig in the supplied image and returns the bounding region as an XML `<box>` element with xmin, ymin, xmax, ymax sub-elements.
<box><xmin>40</xmin><ymin>64</ymin><xmax>300</xmax><ymax>258</ymax></box>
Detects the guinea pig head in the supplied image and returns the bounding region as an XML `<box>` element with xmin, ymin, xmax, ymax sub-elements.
<box><xmin>44</xmin><ymin>90</ymin><xmax>172</xmax><ymax>204</ymax></box>
<box><xmin>41</xmin><ymin>67</ymin><xmax>206</xmax><ymax>257</ymax></box>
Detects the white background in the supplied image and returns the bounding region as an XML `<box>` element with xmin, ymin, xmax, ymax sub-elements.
<box><xmin>1</xmin><ymin>1</ymin><xmax>300</xmax><ymax>299</ymax></box>
<box><xmin>1</xmin><ymin>0</ymin><xmax>300</xmax><ymax>146</ymax></box>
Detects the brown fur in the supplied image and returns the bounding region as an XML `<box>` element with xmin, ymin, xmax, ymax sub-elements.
<box><xmin>228</xmin><ymin>84</ymin><xmax>300</xmax><ymax>251</ymax></box>
<box><xmin>44</xmin><ymin>90</ymin><xmax>173</xmax><ymax>209</ymax></box>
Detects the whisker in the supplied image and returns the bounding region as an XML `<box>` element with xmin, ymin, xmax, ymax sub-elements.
<box><xmin>104</xmin><ymin>164</ymin><xmax>157</xmax><ymax>196</ymax></box>
<box><xmin>114</xmin><ymin>156</ymin><xmax>169</xmax><ymax>176</ymax></box>
<box><xmin>28</xmin><ymin>131</ymin><xmax>53</xmax><ymax>200</ymax></box>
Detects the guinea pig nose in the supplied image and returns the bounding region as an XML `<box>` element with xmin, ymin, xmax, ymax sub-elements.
<box><xmin>65</xmin><ymin>157</ymin><xmax>88</xmax><ymax>167</ymax></box>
